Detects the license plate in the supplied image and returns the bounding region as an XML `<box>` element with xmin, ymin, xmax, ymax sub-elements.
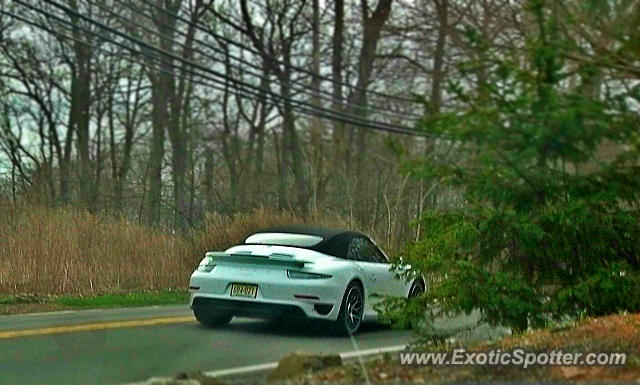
<box><xmin>231</xmin><ymin>283</ymin><xmax>258</xmax><ymax>298</ymax></box>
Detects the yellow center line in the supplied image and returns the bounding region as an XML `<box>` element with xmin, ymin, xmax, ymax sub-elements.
<box><xmin>0</xmin><ymin>315</ymin><xmax>195</xmax><ymax>339</ymax></box>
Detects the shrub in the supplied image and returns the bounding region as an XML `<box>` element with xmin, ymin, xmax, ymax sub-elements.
<box><xmin>383</xmin><ymin>0</ymin><xmax>640</xmax><ymax>333</ymax></box>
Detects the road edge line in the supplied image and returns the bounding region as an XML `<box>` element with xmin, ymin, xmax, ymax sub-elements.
<box><xmin>202</xmin><ymin>344</ymin><xmax>407</xmax><ymax>378</ymax></box>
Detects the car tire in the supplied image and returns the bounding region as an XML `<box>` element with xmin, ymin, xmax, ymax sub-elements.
<box><xmin>330</xmin><ymin>281</ymin><xmax>364</xmax><ymax>336</ymax></box>
<box><xmin>408</xmin><ymin>279</ymin><xmax>425</xmax><ymax>298</ymax></box>
<box><xmin>193</xmin><ymin>307</ymin><xmax>233</xmax><ymax>328</ymax></box>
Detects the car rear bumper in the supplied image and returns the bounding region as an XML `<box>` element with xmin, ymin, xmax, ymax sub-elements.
<box><xmin>190</xmin><ymin>293</ymin><xmax>338</xmax><ymax>320</ymax></box>
<box><xmin>189</xmin><ymin>269</ymin><xmax>341</xmax><ymax>321</ymax></box>
<box><xmin>191</xmin><ymin>296</ymin><xmax>309</xmax><ymax>318</ymax></box>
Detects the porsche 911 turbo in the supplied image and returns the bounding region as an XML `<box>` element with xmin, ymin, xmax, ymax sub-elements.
<box><xmin>189</xmin><ymin>226</ymin><xmax>424</xmax><ymax>335</ymax></box>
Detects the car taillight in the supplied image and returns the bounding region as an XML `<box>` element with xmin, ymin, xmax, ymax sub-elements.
<box><xmin>197</xmin><ymin>256</ymin><xmax>216</xmax><ymax>272</ymax></box>
<box><xmin>287</xmin><ymin>270</ymin><xmax>332</xmax><ymax>279</ymax></box>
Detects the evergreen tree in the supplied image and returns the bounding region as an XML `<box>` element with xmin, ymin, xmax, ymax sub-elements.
<box><xmin>384</xmin><ymin>0</ymin><xmax>640</xmax><ymax>332</ymax></box>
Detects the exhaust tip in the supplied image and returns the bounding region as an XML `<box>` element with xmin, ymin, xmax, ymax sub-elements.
<box><xmin>313</xmin><ymin>304</ymin><xmax>333</xmax><ymax>315</ymax></box>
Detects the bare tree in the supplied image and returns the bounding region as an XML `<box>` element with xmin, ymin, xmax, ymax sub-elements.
<box><xmin>239</xmin><ymin>0</ymin><xmax>310</xmax><ymax>213</ymax></box>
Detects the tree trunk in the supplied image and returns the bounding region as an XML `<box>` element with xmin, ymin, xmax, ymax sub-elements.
<box><xmin>430</xmin><ymin>0</ymin><xmax>448</xmax><ymax>115</ymax></box>
<box><xmin>221</xmin><ymin>56</ymin><xmax>238</xmax><ymax>212</ymax></box>
<box><xmin>351</xmin><ymin>0</ymin><xmax>393</xmax><ymax>222</ymax></box>
<box><xmin>253</xmin><ymin>65</ymin><xmax>269</xmax><ymax>185</ymax></box>
<box><xmin>147</xmin><ymin>0</ymin><xmax>182</xmax><ymax>226</ymax></box>
<box><xmin>168</xmin><ymin>0</ymin><xmax>203</xmax><ymax>229</ymax></box>
<box><xmin>148</xmin><ymin>79</ymin><xmax>166</xmax><ymax>225</ymax></box>
<box><xmin>331</xmin><ymin>0</ymin><xmax>345</xmax><ymax>144</ymax></box>
<box><xmin>203</xmin><ymin>146</ymin><xmax>215</xmax><ymax>212</ymax></box>
<box><xmin>310</xmin><ymin>0</ymin><xmax>323</xmax><ymax>210</ymax></box>
<box><xmin>69</xmin><ymin>9</ymin><xmax>93</xmax><ymax>211</ymax></box>
<box><xmin>280</xmin><ymin>47</ymin><xmax>309</xmax><ymax>214</ymax></box>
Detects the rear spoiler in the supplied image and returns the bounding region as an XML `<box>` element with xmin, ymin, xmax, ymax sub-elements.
<box><xmin>206</xmin><ymin>251</ymin><xmax>313</xmax><ymax>268</ymax></box>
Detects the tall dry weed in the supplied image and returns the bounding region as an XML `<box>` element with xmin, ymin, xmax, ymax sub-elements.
<box><xmin>0</xmin><ymin>206</ymin><xmax>401</xmax><ymax>296</ymax></box>
<box><xmin>0</xmin><ymin>206</ymin><xmax>190</xmax><ymax>295</ymax></box>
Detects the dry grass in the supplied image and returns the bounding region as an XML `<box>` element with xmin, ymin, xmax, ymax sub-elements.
<box><xmin>0</xmin><ymin>205</ymin><xmax>397</xmax><ymax>296</ymax></box>
<box><xmin>0</xmin><ymin>206</ymin><xmax>191</xmax><ymax>295</ymax></box>
<box><xmin>497</xmin><ymin>312</ymin><xmax>640</xmax><ymax>354</ymax></box>
<box><xmin>296</xmin><ymin>313</ymin><xmax>640</xmax><ymax>384</ymax></box>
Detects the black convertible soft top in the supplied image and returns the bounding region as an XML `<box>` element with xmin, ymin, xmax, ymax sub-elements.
<box><xmin>249</xmin><ymin>225</ymin><xmax>366</xmax><ymax>259</ymax></box>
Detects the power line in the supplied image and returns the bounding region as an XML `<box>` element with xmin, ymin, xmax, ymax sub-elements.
<box><xmin>1</xmin><ymin>9</ymin><xmax>224</xmax><ymax>91</ymax></box>
<box><xmin>92</xmin><ymin>0</ymin><xmax>424</xmax><ymax>121</ymax></box>
<box><xmin>9</xmin><ymin>2</ymin><xmax>437</xmax><ymax>137</ymax></box>
<box><xmin>135</xmin><ymin>0</ymin><xmax>422</xmax><ymax>105</ymax></box>
<box><xmin>29</xmin><ymin>0</ymin><xmax>435</xmax><ymax>136</ymax></box>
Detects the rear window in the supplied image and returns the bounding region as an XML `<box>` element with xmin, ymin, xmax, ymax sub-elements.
<box><xmin>245</xmin><ymin>232</ymin><xmax>323</xmax><ymax>247</ymax></box>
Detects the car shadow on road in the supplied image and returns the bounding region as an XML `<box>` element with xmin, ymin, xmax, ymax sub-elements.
<box><xmin>198</xmin><ymin>317</ymin><xmax>395</xmax><ymax>338</ymax></box>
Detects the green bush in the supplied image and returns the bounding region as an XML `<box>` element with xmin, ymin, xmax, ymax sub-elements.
<box><xmin>555</xmin><ymin>263</ymin><xmax>640</xmax><ymax>318</ymax></box>
<box><xmin>382</xmin><ymin>0</ymin><xmax>640</xmax><ymax>333</ymax></box>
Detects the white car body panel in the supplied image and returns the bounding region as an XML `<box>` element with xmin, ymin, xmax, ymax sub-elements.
<box><xmin>189</xmin><ymin>241</ymin><xmax>415</xmax><ymax>323</ymax></box>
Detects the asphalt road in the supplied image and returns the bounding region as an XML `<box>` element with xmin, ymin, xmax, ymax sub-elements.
<box><xmin>0</xmin><ymin>305</ymin><xmax>415</xmax><ymax>385</ymax></box>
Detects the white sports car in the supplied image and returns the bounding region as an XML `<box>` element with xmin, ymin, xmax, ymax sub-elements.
<box><xmin>189</xmin><ymin>226</ymin><xmax>424</xmax><ymax>335</ymax></box>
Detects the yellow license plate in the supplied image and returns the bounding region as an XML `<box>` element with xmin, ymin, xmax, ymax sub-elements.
<box><xmin>231</xmin><ymin>283</ymin><xmax>258</xmax><ymax>298</ymax></box>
